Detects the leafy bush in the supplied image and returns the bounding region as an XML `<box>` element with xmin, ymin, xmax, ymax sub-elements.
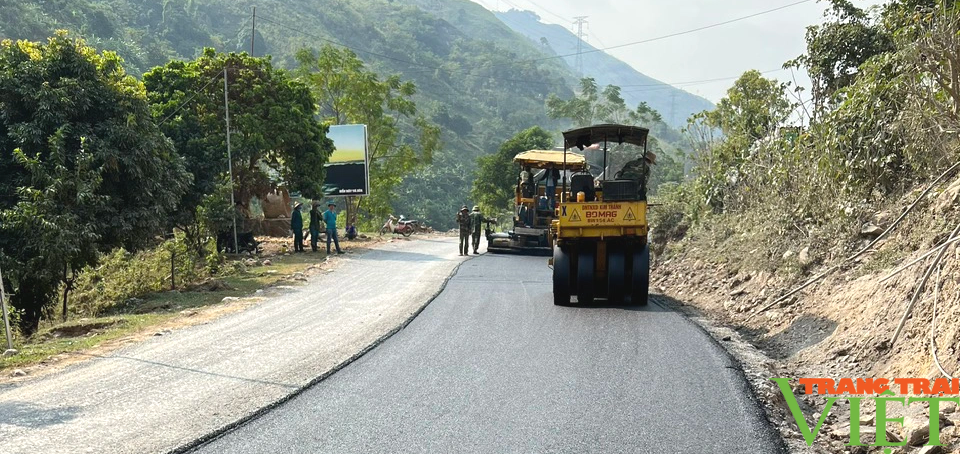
<box><xmin>70</xmin><ymin>234</ymin><xmax>209</xmax><ymax>317</ymax></box>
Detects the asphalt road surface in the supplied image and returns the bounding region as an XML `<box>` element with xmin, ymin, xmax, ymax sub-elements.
<box><xmin>193</xmin><ymin>253</ymin><xmax>786</xmax><ymax>454</ymax></box>
<box><xmin>0</xmin><ymin>237</ymin><xmax>463</xmax><ymax>454</ymax></box>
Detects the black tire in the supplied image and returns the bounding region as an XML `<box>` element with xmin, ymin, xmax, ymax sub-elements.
<box><xmin>608</xmin><ymin>248</ymin><xmax>627</xmax><ymax>303</ymax></box>
<box><xmin>402</xmin><ymin>228</ymin><xmax>413</xmax><ymax>237</ymax></box>
<box><xmin>631</xmin><ymin>244</ymin><xmax>650</xmax><ymax>306</ymax></box>
<box><xmin>379</xmin><ymin>227</ymin><xmax>388</xmax><ymax>236</ymax></box>
<box><xmin>553</xmin><ymin>246</ymin><xmax>572</xmax><ymax>306</ymax></box>
<box><xmin>577</xmin><ymin>246</ymin><xmax>595</xmax><ymax>305</ymax></box>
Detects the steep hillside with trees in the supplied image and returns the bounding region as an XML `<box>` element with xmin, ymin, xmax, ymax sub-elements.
<box><xmin>649</xmin><ymin>2</ymin><xmax>960</xmax><ymax>449</ymax></box>
<box><xmin>0</xmin><ymin>0</ymin><xmax>578</xmax><ymax>229</ymax></box>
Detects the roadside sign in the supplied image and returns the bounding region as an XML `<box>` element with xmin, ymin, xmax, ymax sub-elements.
<box><xmin>324</xmin><ymin>124</ymin><xmax>370</xmax><ymax>196</ymax></box>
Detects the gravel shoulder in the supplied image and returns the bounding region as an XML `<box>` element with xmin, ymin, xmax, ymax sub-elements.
<box><xmin>0</xmin><ymin>236</ymin><xmax>464</xmax><ymax>454</ymax></box>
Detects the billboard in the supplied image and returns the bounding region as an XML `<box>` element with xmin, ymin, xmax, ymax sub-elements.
<box><xmin>323</xmin><ymin>124</ymin><xmax>370</xmax><ymax>196</ymax></box>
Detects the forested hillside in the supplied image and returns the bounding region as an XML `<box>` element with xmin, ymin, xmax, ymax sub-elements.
<box><xmin>0</xmin><ymin>0</ymin><xmax>584</xmax><ymax>228</ymax></box>
<box><xmin>0</xmin><ymin>0</ymin><xmax>702</xmax><ymax>229</ymax></box>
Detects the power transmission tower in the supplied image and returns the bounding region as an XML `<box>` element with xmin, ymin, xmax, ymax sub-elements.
<box><xmin>572</xmin><ymin>16</ymin><xmax>588</xmax><ymax>77</ymax></box>
<box><xmin>669</xmin><ymin>91</ymin><xmax>677</xmax><ymax>126</ymax></box>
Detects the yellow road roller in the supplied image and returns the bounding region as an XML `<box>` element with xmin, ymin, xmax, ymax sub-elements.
<box><xmin>550</xmin><ymin>124</ymin><xmax>651</xmax><ymax>306</ymax></box>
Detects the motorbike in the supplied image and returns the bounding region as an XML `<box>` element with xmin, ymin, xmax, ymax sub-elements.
<box><xmin>379</xmin><ymin>215</ymin><xmax>418</xmax><ymax>237</ymax></box>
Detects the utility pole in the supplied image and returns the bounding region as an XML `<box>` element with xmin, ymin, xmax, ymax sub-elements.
<box><xmin>669</xmin><ymin>91</ymin><xmax>677</xmax><ymax>126</ymax></box>
<box><xmin>573</xmin><ymin>16</ymin><xmax>588</xmax><ymax>77</ymax></box>
<box><xmin>0</xmin><ymin>262</ymin><xmax>13</xmax><ymax>351</ymax></box>
<box><xmin>250</xmin><ymin>7</ymin><xmax>256</xmax><ymax>56</ymax></box>
<box><xmin>224</xmin><ymin>68</ymin><xmax>239</xmax><ymax>254</ymax></box>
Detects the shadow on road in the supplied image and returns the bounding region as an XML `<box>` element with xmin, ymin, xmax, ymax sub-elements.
<box><xmin>558</xmin><ymin>294</ymin><xmax>670</xmax><ymax>312</ymax></box>
<box><xmin>0</xmin><ymin>401</ymin><xmax>81</xmax><ymax>428</ymax></box>
<box><xmin>76</xmin><ymin>354</ymin><xmax>299</xmax><ymax>390</ymax></box>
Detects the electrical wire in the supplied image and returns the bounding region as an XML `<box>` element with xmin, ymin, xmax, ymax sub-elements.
<box><xmin>619</xmin><ymin>68</ymin><xmax>786</xmax><ymax>90</ymax></box>
<box><xmin>257</xmin><ymin>11</ymin><xmax>796</xmax><ymax>92</ymax></box>
<box><xmin>158</xmin><ymin>72</ymin><xmax>224</xmax><ymax>126</ymax></box>
<box><xmin>256</xmin><ymin>13</ymin><xmax>435</xmax><ymax>69</ymax></box>
<box><xmin>930</xmin><ymin>261</ymin><xmax>954</xmax><ymax>378</ymax></box>
<box><xmin>253</xmin><ymin>3</ymin><xmax>811</xmax><ymax>96</ymax></box>
<box><xmin>523</xmin><ymin>0</ymin><xmax>573</xmax><ymax>24</ymax></box>
<box><xmin>406</xmin><ymin>0</ymin><xmax>814</xmax><ymax>77</ymax></box>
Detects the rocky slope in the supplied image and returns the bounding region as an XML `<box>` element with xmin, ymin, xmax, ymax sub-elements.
<box><xmin>655</xmin><ymin>177</ymin><xmax>960</xmax><ymax>453</ymax></box>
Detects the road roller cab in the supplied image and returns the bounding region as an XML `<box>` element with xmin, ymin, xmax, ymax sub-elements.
<box><xmin>551</xmin><ymin>124</ymin><xmax>651</xmax><ymax>306</ymax></box>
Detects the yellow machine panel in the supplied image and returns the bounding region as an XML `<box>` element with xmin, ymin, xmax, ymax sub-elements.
<box><xmin>557</xmin><ymin>201</ymin><xmax>646</xmax><ymax>227</ymax></box>
<box><xmin>555</xmin><ymin>201</ymin><xmax>648</xmax><ymax>239</ymax></box>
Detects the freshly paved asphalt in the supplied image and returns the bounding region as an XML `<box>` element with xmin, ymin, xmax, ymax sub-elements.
<box><xmin>193</xmin><ymin>253</ymin><xmax>786</xmax><ymax>454</ymax></box>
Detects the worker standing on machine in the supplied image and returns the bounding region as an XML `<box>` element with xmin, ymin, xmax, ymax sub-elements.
<box><xmin>615</xmin><ymin>151</ymin><xmax>657</xmax><ymax>200</ymax></box>
<box><xmin>540</xmin><ymin>165</ymin><xmax>560</xmax><ymax>209</ymax></box>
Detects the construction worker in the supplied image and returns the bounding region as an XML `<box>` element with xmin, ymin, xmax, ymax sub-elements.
<box><xmin>291</xmin><ymin>202</ymin><xmax>304</xmax><ymax>253</ymax></box>
<box><xmin>309</xmin><ymin>202</ymin><xmax>322</xmax><ymax>252</ymax></box>
<box><xmin>456</xmin><ymin>205</ymin><xmax>471</xmax><ymax>256</ymax></box>
<box><xmin>615</xmin><ymin>151</ymin><xmax>657</xmax><ymax>200</ymax></box>
<box><xmin>323</xmin><ymin>201</ymin><xmax>344</xmax><ymax>255</ymax></box>
<box><xmin>539</xmin><ymin>165</ymin><xmax>560</xmax><ymax>209</ymax></box>
<box><xmin>469</xmin><ymin>206</ymin><xmax>488</xmax><ymax>255</ymax></box>
<box><xmin>519</xmin><ymin>167</ymin><xmax>534</xmax><ymax>198</ymax></box>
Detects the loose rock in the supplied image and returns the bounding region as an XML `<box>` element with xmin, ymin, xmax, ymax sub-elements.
<box><xmin>798</xmin><ymin>247</ymin><xmax>812</xmax><ymax>266</ymax></box>
<box><xmin>942</xmin><ymin>400</ymin><xmax>958</xmax><ymax>414</ymax></box>
<box><xmin>860</xmin><ymin>224</ymin><xmax>884</xmax><ymax>237</ymax></box>
<box><xmin>782</xmin><ymin>250</ymin><xmax>795</xmax><ymax>260</ymax></box>
<box><xmin>262</xmin><ymin>259</ymin><xmax>272</xmax><ymax>266</ymax></box>
<box><xmin>11</xmin><ymin>369</ymin><xmax>26</xmax><ymax>377</ymax></box>
<box><xmin>905</xmin><ymin>415</ymin><xmax>931</xmax><ymax>446</ymax></box>
<box><xmin>3</xmin><ymin>348</ymin><xmax>18</xmax><ymax>357</ymax></box>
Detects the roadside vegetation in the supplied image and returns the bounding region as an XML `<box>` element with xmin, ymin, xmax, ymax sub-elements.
<box><xmin>0</xmin><ymin>30</ymin><xmax>434</xmax><ymax>349</ymax></box>
<box><xmin>654</xmin><ymin>0</ymin><xmax>957</xmax><ymax>270</ymax></box>
<box><xmin>644</xmin><ymin>2</ymin><xmax>960</xmax><ymax>449</ymax></box>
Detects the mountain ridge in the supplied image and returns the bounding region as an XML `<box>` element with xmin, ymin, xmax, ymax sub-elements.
<box><xmin>494</xmin><ymin>9</ymin><xmax>716</xmax><ymax>128</ymax></box>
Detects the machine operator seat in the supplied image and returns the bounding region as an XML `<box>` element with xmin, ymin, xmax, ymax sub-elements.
<box><xmin>570</xmin><ymin>173</ymin><xmax>596</xmax><ymax>202</ymax></box>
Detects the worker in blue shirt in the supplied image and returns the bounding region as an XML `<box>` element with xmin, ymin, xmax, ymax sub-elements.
<box><xmin>323</xmin><ymin>201</ymin><xmax>344</xmax><ymax>255</ymax></box>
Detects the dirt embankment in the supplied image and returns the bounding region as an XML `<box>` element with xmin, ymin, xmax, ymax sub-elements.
<box><xmin>655</xmin><ymin>178</ymin><xmax>960</xmax><ymax>454</ymax></box>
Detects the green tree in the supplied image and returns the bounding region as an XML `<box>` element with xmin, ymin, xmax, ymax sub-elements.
<box><xmin>471</xmin><ymin>126</ymin><xmax>554</xmax><ymax>212</ymax></box>
<box><xmin>295</xmin><ymin>45</ymin><xmax>441</xmax><ymax>226</ymax></box>
<box><xmin>546</xmin><ymin>77</ymin><xmax>685</xmax><ymax>193</ymax></box>
<box><xmin>686</xmin><ymin>70</ymin><xmax>794</xmax><ymax>210</ymax></box>
<box><xmin>788</xmin><ymin>0</ymin><xmax>894</xmax><ymax>115</ymax></box>
<box><xmin>0</xmin><ymin>33</ymin><xmax>190</xmax><ymax>334</ymax></box>
<box><xmin>144</xmin><ymin>49</ymin><xmax>333</xmax><ymax>243</ymax></box>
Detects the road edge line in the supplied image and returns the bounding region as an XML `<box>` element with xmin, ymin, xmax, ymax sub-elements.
<box><xmin>167</xmin><ymin>258</ymin><xmax>468</xmax><ymax>454</ymax></box>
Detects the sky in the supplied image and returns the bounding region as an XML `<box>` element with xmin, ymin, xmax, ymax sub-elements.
<box><xmin>467</xmin><ymin>0</ymin><xmax>887</xmax><ymax>103</ymax></box>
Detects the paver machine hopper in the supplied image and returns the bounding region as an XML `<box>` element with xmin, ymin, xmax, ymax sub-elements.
<box><xmin>486</xmin><ymin>149</ymin><xmax>587</xmax><ymax>254</ymax></box>
<box><xmin>550</xmin><ymin>124</ymin><xmax>652</xmax><ymax>306</ymax></box>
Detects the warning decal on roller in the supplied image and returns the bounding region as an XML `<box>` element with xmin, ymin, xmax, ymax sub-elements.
<box><xmin>558</xmin><ymin>202</ymin><xmax>645</xmax><ymax>226</ymax></box>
